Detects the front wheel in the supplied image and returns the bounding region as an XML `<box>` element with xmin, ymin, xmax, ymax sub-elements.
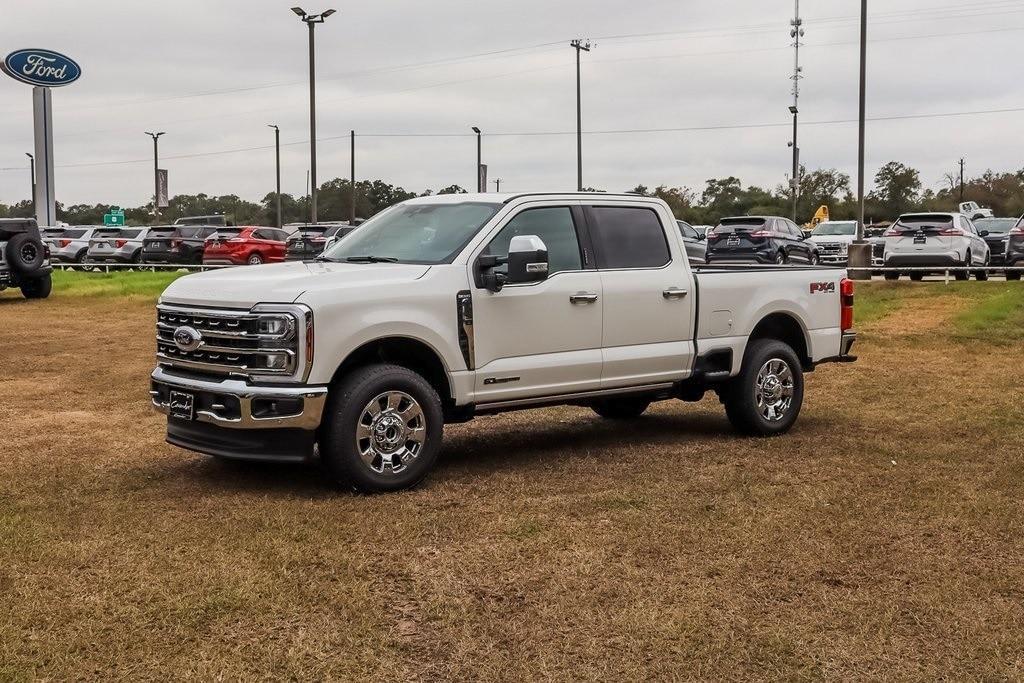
<box><xmin>809</xmin><ymin>253</ymin><xmax>820</xmax><ymax>266</ymax></box>
<box><xmin>320</xmin><ymin>364</ymin><xmax>443</xmax><ymax>493</ymax></box>
<box><xmin>774</xmin><ymin>251</ymin><xmax>786</xmax><ymax>265</ymax></box>
<box><xmin>1007</xmin><ymin>270</ymin><xmax>1021</xmax><ymax>281</ymax></box>
<box><xmin>591</xmin><ymin>396</ymin><xmax>651</xmax><ymax>420</ymax></box>
<box><xmin>723</xmin><ymin>339</ymin><xmax>804</xmax><ymax>436</ymax></box>
<box><xmin>20</xmin><ymin>273</ymin><xmax>52</xmax><ymax>299</ymax></box>
<box><xmin>884</xmin><ymin>272</ymin><xmax>900</xmax><ymax>281</ymax></box>
<box><xmin>910</xmin><ymin>272</ymin><xmax>924</xmax><ymax>281</ymax></box>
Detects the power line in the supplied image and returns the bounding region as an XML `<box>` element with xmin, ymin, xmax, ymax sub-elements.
<box><xmin>4</xmin><ymin>105</ymin><xmax>1023</xmax><ymax>172</ymax></box>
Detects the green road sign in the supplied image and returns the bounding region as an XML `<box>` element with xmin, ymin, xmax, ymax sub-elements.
<box><xmin>103</xmin><ymin>208</ymin><xmax>125</xmax><ymax>227</ymax></box>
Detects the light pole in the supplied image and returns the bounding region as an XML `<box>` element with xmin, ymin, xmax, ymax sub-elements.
<box><xmin>492</xmin><ymin>178</ymin><xmax>502</xmax><ymax>192</ymax></box>
<box><xmin>350</xmin><ymin>130</ymin><xmax>356</xmax><ymax>223</ymax></box>
<box><xmin>789</xmin><ymin>105</ymin><xmax>799</xmax><ymax>222</ymax></box>
<box><xmin>268</xmin><ymin>124</ymin><xmax>282</xmax><ymax>228</ymax></box>
<box><xmin>471</xmin><ymin>126</ymin><xmax>482</xmax><ymax>192</ymax></box>
<box><xmin>848</xmin><ymin>0</ymin><xmax>872</xmax><ymax>279</ymax></box>
<box><xmin>292</xmin><ymin>6</ymin><xmax>336</xmax><ymax>224</ymax></box>
<box><xmin>144</xmin><ymin>131</ymin><xmax>165</xmax><ymax>219</ymax></box>
<box><xmin>570</xmin><ymin>39</ymin><xmax>591</xmax><ymax>192</ymax></box>
<box><xmin>25</xmin><ymin>152</ymin><xmax>35</xmax><ymax>215</ymax></box>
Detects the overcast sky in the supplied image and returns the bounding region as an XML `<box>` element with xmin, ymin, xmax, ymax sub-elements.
<box><xmin>1</xmin><ymin>0</ymin><xmax>1022</xmax><ymax>207</ymax></box>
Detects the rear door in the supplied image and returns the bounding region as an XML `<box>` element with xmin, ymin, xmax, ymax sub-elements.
<box><xmin>585</xmin><ymin>204</ymin><xmax>695</xmax><ymax>389</ymax></box>
<box><xmin>960</xmin><ymin>216</ymin><xmax>987</xmax><ymax>264</ymax></box>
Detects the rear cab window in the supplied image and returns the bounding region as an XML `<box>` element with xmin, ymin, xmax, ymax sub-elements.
<box><xmin>587</xmin><ymin>206</ymin><xmax>670</xmax><ymax>269</ymax></box>
<box><xmin>713</xmin><ymin>217</ymin><xmax>768</xmax><ymax>234</ymax></box>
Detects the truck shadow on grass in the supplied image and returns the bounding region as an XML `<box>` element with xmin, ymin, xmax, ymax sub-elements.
<box><xmin>162</xmin><ymin>407</ymin><xmax>829</xmax><ymax>496</ymax></box>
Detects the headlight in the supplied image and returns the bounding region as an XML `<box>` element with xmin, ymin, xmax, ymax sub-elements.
<box><xmin>250</xmin><ymin>303</ymin><xmax>313</xmax><ymax>383</ymax></box>
<box><xmin>258</xmin><ymin>315</ymin><xmax>293</xmax><ymax>337</ymax></box>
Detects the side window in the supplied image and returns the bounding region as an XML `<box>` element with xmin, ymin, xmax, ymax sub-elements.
<box><xmin>271</xmin><ymin>229</ymin><xmax>287</xmax><ymax>241</ymax></box>
<box><xmin>485</xmin><ymin>206</ymin><xmax>582</xmax><ymax>276</ymax></box>
<box><xmin>785</xmin><ymin>219</ymin><xmax>801</xmax><ymax>236</ymax></box>
<box><xmin>588</xmin><ymin>206</ymin><xmax>671</xmax><ymax>269</ymax></box>
<box><xmin>678</xmin><ymin>222</ymin><xmax>697</xmax><ymax>240</ymax></box>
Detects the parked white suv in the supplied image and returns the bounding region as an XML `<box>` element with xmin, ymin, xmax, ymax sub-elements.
<box><xmin>150</xmin><ymin>193</ymin><xmax>857</xmax><ymax>492</ymax></box>
<box><xmin>959</xmin><ymin>201</ymin><xmax>994</xmax><ymax>220</ymax></box>
<box><xmin>883</xmin><ymin>212</ymin><xmax>991</xmax><ymax>281</ymax></box>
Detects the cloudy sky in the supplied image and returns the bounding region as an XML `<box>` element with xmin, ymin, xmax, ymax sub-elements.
<box><xmin>1</xmin><ymin>0</ymin><xmax>1021</xmax><ymax>207</ymax></box>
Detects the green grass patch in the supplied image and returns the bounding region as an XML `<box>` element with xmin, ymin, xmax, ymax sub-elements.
<box><xmin>51</xmin><ymin>269</ymin><xmax>187</xmax><ymax>299</ymax></box>
<box><xmin>952</xmin><ymin>284</ymin><xmax>1024</xmax><ymax>344</ymax></box>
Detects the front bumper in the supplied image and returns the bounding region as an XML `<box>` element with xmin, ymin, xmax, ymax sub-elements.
<box><xmin>150</xmin><ymin>367</ymin><xmax>329</xmax><ymax>462</ymax></box>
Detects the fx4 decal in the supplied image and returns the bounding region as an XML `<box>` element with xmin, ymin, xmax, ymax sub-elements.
<box><xmin>810</xmin><ymin>282</ymin><xmax>836</xmax><ymax>294</ymax></box>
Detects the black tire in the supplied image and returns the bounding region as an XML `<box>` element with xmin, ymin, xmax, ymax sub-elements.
<box><xmin>910</xmin><ymin>272</ymin><xmax>924</xmax><ymax>281</ymax></box>
<box><xmin>1007</xmin><ymin>271</ymin><xmax>1021</xmax><ymax>281</ymax></box>
<box><xmin>884</xmin><ymin>272</ymin><xmax>900</xmax><ymax>281</ymax></box>
<box><xmin>20</xmin><ymin>272</ymin><xmax>52</xmax><ymax>299</ymax></box>
<box><xmin>774</xmin><ymin>251</ymin><xmax>787</xmax><ymax>265</ymax></box>
<box><xmin>320</xmin><ymin>364</ymin><xmax>443</xmax><ymax>493</ymax></box>
<box><xmin>591</xmin><ymin>396</ymin><xmax>651</xmax><ymax>420</ymax></box>
<box><xmin>975</xmin><ymin>268</ymin><xmax>989</xmax><ymax>281</ymax></box>
<box><xmin>723</xmin><ymin>339</ymin><xmax>805</xmax><ymax>437</ymax></box>
<box><xmin>809</xmin><ymin>252</ymin><xmax>820</xmax><ymax>266</ymax></box>
<box><xmin>5</xmin><ymin>233</ymin><xmax>45</xmax><ymax>275</ymax></box>
<box><xmin>955</xmin><ymin>253</ymin><xmax>970</xmax><ymax>281</ymax></box>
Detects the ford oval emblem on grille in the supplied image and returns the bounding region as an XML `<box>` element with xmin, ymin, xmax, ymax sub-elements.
<box><xmin>173</xmin><ymin>326</ymin><xmax>203</xmax><ymax>352</ymax></box>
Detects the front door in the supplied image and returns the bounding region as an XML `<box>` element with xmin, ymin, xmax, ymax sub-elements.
<box><xmin>470</xmin><ymin>204</ymin><xmax>603</xmax><ymax>404</ymax></box>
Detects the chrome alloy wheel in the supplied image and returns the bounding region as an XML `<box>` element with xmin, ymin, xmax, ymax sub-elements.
<box><xmin>355</xmin><ymin>391</ymin><xmax>426</xmax><ymax>475</ymax></box>
<box><xmin>755</xmin><ymin>358</ymin><xmax>795</xmax><ymax>422</ymax></box>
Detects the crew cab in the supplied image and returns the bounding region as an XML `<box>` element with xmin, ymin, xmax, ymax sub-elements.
<box><xmin>202</xmin><ymin>226</ymin><xmax>290</xmax><ymax>266</ymax></box>
<box><xmin>150</xmin><ymin>193</ymin><xmax>857</xmax><ymax>493</ymax></box>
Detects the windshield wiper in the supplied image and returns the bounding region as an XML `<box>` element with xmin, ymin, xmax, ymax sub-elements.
<box><xmin>313</xmin><ymin>255</ymin><xmax>339</xmax><ymax>262</ymax></box>
<box><xmin>345</xmin><ymin>255</ymin><xmax>399</xmax><ymax>263</ymax></box>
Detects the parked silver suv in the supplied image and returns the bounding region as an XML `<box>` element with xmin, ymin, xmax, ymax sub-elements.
<box><xmin>87</xmin><ymin>227</ymin><xmax>152</xmax><ymax>265</ymax></box>
<box><xmin>49</xmin><ymin>226</ymin><xmax>100</xmax><ymax>265</ymax></box>
<box><xmin>883</xmin><ymin>213</ymin><xmax>991</xmax><ymax>281</ymax></box>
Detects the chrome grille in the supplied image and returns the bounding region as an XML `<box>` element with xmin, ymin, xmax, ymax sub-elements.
<box><xmin>817</xmin><ymin>241</ymin><xmax>845</xmax><ymax>256</ymax></box>
<box><xmin>156</xmin><ymin>305</ymin><xmax>299</xmax><ymax>378</ymax></box>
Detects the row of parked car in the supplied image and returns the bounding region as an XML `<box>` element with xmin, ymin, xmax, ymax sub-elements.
<box><xmin>43</xmin><ymin>221</ymin><xmax>361</xmax><ymax>267</ymax></box>
<box><xmin>677</xmin><ymin>212</ymin><xmax>1023</xmax><ymax>280</ymax></box>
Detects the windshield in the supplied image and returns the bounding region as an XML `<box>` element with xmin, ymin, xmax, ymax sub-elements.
<box><xmin>973</xmin><ymin>218</ymin><xmax>1016</xmax><ymax>234</ymax></box>
<box><xmin>812</xmin><ymin>221</ymin><xmax>856</xmax><ymax>236</ymax></box>
<box><xmin>321</xmin><ymin>202</ymin><xmax>502</xmax><ymax>264</ymax></box>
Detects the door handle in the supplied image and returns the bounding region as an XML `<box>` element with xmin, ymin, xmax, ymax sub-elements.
<box><xmin>569</xmin><ymin>292</ymin><xmax>599</xmax><ymax>304</ymax></box>
<box><xmin>662</xmin><ymin>288</ymin><xmax>688</xmax><ymax>300</ymax></box>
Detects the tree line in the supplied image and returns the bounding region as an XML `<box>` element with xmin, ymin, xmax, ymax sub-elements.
<box><xmin>2</xmin><ymin>162</ymin><xmax>1022</xmax><ymax>227</ymax></box>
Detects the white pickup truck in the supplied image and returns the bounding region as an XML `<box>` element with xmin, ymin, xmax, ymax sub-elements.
<box><xmin>151</xmin><ymin>193</ymin><xmax>857</xmax><ymax>492</ymax></box>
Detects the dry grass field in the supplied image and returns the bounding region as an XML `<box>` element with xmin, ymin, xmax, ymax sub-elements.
<box><xmin>1</xmin><ymin>274</ymin><xmax>1023</xmax><ymax>680</ymax></box>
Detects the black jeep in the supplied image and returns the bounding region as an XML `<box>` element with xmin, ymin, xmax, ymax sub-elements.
<box><xmin>0</xmin><ymin>218</ymin><xmax>53</xmax><ymax>299</ymax></box>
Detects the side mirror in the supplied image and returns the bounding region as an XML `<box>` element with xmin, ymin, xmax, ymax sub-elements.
<box><xmin>506</xmin><ymin>235</ymin><xmax>549</xmax><ymax>284</ymax></box>
<box><xmin>978</xmin><ymin>230</ymin><xmax>989</xmax><ymax>237</ymax></box>
<box><xmin>697</xmin><ymin>233</ymin><xmax>706</xmax><ymax>241</ymax></box>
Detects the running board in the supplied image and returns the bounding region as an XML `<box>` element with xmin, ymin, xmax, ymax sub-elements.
<box><xmin>475</xmin><ymin>383</ymin><xmax>675</xmax><ymax>413</ymax></box>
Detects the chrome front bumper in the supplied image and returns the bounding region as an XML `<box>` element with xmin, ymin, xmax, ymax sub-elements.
<box><xmin>150</xmin><ymin>366</ymin><xmax>328</xmax><ymax>430</ymax></box>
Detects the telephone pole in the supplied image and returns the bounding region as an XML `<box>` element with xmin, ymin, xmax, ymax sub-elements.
<box><xmin>350</xmin><ymin>130</ymin><xmax>356</xmax><ymax>223</ymax></box>
<box><xmin>25</xmin><ymin>153</ymin><xmax>35</xmax><ymax>215</ymax></box>
<box><xmin>789</xmin><ymin>0</ymin><xmax>804</xmax><ymax>222</ymax></box>
<box><xmin>144</xmin><ymin>131</ymin><xmax>165</xmax><ymax>219</ymax></box>
<box><xmin>959</xmin><ymin>158</ymin><xmax>965</xmax><ymax>203</ymax></box>
<box><xmin>571</xmin><ymin>39</ymin><xmax>592</xmax><ymax>192</ymax></box>
<box><xmin>492</xmin><ymin>178</ymin><xmax>502</xmax><ymax>192</ymax></box>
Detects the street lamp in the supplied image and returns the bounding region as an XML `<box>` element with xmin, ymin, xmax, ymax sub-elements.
<box><xmin>292</xmin><ymin>6</ymin><xmax>336</xmax><ymax>224</ymax></box>
<box><xmin>471</xmin><ymin>126</ymin><xmax>482</xmax><ymax>192</ymax></box>
<box><xmin>144</xmin><ymin>131</ymin><xmax>165</xmax><ymax>219</ymax></box>
<box><xmin>570</xmin><ymin>39</ymin><xmax>592</xmax><ymax>192</ymax></box>
<box><xmin>268</xmin><ymin>124</ymin><xmax>282</xmax><ymax>228</ymax></box>
<box><xmin>25</xmin><ymin>152</ymin><xmax>35</xmax><ymax>215</ymax></box>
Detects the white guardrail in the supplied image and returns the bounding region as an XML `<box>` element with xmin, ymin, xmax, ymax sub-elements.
<box><xmin>51</xmin><ymin>261</ymin><xmax>1024</xmax><ymax>283</ymax></box>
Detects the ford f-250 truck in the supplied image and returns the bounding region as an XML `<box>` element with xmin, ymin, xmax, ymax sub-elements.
<box><xmin>150</xmin><ymin>193</ymin><xmax>856</xmax><ymax>492</ymax></box>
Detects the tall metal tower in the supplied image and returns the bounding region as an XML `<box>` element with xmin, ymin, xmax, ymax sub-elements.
<box><xmin>788</xmin><ymin>0</ymin><xmax>805</xmax><ymax>222</ymax></box>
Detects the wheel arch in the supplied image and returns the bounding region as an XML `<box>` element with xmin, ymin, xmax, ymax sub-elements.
<box><xmin>747</xmin><ymin>312</ymin><xmax>811</xmax><ymax>368</ymax></box>
<box><xmin>328</xmin><ymin>336</ymin><xmax>454</xmax><ymax>409</ymax></box>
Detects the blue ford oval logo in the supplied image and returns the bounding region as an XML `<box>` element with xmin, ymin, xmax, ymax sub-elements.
<box><xmin>1</xmin><ymin>49</ymin><xmax>81</xmax><ymax>87</ymax></box>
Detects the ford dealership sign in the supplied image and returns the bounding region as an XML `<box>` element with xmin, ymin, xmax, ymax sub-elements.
<box><xmin>1</xmin><ymin>49</ymin><xmax>81</xmax><ymax>87</ymax></box>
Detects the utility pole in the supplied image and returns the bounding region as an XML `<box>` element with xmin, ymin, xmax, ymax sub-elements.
<box><xmin>25</xmin><ymin>152</ymin><xmax>35</xmax><ymax>215</ymax></box>
<box><xmin>144</xmin><ymin>131</ymin><xmax>165</xmax><ymax>220</ymax></box>
<box><xmin>848</xmin><ymin>0</ymin><xmax>872</xmax><ymax>279</ymax></box>
<box><xmin>492</xmin><ymin>178</ymin><xmax>502</xmax><ymax>192</ymax></box>
<box><xmin>292</xmin><ymin>7</ymin><xmax>336</xmax><ymax>224</ymax></box>
<box><xmin>471</xmin><ymin>126</ymin><xmax>482</xmax><ymax>191</ymax></box>
<box><xmin>571</xmin><ymin>39</ymin><xmax>591</xmax><ymax>192</ymax></box>
<box><xmin>350</xmin><ymin>130</ymin><xmax>356</xmax><ymax>223</ymax></box>
<box><xmin>268</xmin><ymin>124</ymin><xmax>282</xmax><ymax>228</ymax></box>
<box><xmin>959</xmin><ymin>158</ymin><xmax>965</xmax><ymax>203</ymax></box>
<box><xmin>789</xmin><ymin>0</ymin><xmax>804</xmax><ymax>222</ymax></box>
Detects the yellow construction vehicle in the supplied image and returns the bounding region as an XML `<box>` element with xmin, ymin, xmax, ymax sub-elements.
<box><xmin>804</xmin><ymin>205</ymin><xmax>829</xmax><ymax>233</ymax></box>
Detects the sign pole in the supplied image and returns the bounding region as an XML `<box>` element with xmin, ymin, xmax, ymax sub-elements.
<box><xmin>32</xmin><ymin>87</ymin><xmax>56</xmax><ymax>227</ymax></box>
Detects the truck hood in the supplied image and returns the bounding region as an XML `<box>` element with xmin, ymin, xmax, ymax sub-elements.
<box><xmin>159</xmin><ymin>261</ymin><xmax>431</xmax><ymax>308</ymax></box>
<box><xmin>808</xmin><ymin>234</ymin><xmax>857</xmax><ymax>245</ymax></box>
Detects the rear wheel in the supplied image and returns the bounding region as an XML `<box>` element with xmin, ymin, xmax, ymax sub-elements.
<box><xmin>910</xmin><ymin>272</ymin><xmax>924</xmax><ymax>281</ymax></box>
<box><xmin>955</xmin><ymin>253</ymin><xmax>971</xmax><ymax>281</ymax></box>
<box><xmin>247</xmin><ymin>252</ymin><xmax>264</xmax><ymax>265</ymax></box>
<box><xmin>884</xmin><ymin>272</ymin><xmax>900</xmax><ymax>281</ymax></box>
<box><xmin>723</xmin><ymin>339</ymin><xmax>804</xmax><ymax>436</ymax></box>
<box><xmin>1007</xmin><ymin>270</ymin><xmax>1021</xmax><ymax>281</ymax></box>
<box><xmin>20</xmin><ymin>273</ymin><xmax>52</xmax><ymax>299</ymax></box>
<box><xmin>591</xmin><ymin>396</ymin><xmax>651</xmax><ymax>420</ymax></box>
<box><xmin>320</xmin><ymin>364</ymin><xmax>443</xmax><ymax>493</ymax></box>
<box><xmin>975</xmin><ymin>256</ymin><xmax>990</xmax><ymax>280</ymax></box>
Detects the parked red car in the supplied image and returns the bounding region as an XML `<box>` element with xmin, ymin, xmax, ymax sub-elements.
<box><xmin>201</xmin><ymin>227</ymin><xmax>291</xmax><ymax>266</ymax></box>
